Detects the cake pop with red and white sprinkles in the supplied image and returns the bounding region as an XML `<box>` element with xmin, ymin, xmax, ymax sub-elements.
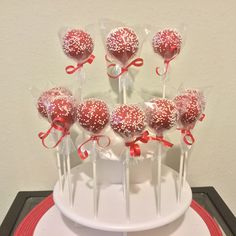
<box><xmin>146</xmin><ymin>98</ymin><xmax>179</xmax><ymax>135</ymax></box>
<box><xmin>106</xmin><ymin>27</ymin><xmax>139</xmax><ymax>66</ymax></box>
<box><xmin>184</xmin><ymin>89</ymin><xmax>206</xmax><ymax>111</ymax></box>
<box><xmin>110</xmin><ymin>104</ymin><xmax>145</xmax><ymax>139</ymax></box>
<box><xmin>37</xmin><ymin>87</ymin><xmax>73</xmax><ymax>118</ymax></box>
<box><xmin>63</xmin><ymin>29</ymin><xmax>94</xmax><ymax>62</ymax></box>
<box><xmin>174</xmin><ymin>89</ymin><xmax>204</xmax><ymax>128</ymax></box>
<box><xmin>47</xmin><ymin>95</ymin><xmax>76</xmax><ymax>130</ymax></box>
<box><xmin>76</xmin><ymin>99</ymin><xmax>110</xmax><ymax>134</ymax></box>
<box><xmin>152</xmin><ymin>29</ymin><xmax>182</xmax><ymax>61</ymax></box>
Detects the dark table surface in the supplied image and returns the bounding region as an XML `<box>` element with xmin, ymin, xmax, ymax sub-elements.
<box><xmin>0</xmin><ymin>187</ymin><xmax>236</xmax><ymax>236</ymax></box>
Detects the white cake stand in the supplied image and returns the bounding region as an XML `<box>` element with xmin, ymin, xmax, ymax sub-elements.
<box><xmin>53</xmin><ymin>162</ymin><xmax>192</xmax><ymax>232</ymax></box>
<box><xmin>34</xmin><ymin>205</ymin><xmax>211</xmax><ymax>236</ymax></box>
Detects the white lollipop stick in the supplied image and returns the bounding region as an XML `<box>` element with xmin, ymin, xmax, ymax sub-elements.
<box><xmin>122</xmin><ymin>76</ymin><xmax>127</xmax><ymax>104</ymax></box>
<box><xmin>178</xmin><ymin>151</ymin><xmax>185</xmax><ymax>203</ymax></box>
<box><xmin>63</xmin><ymin>154</ymin><xmax>67</xmax><ymax>185</ymax></box>
<box><xmin>162</xmin><ymin>79</ymin><xmax>166</xmax><ymax>99</ymax></box>
<box><xmin>124</xmin><ymin>148</ymin><xmax>130</xmax><ymax>220</ymax></box>
<box><xmin>157</xmin><ymin>142</ymin><xmax>162</xmax><ymax>215</ymax></box>
<box><xmin>153</xmin><ymin>153</ymin><xmax>158</xmax><ymax>213</ymax></box>
<box><xmin>92</xmin><ymin>140</ymin><xmax>98</xmax><ymax>218</ymax></box>
<box><xmin>65</xmin><ymin>136</ymin><xmax>72</xmax><ymax>207</ymax></box>
<box><xmin>77</xmin><ymin>68</ymin><xmax>86</xmax><ymax>102</ymax></box>
<box><xmin>183</xmin><ymin>146</ymin><xmax>191</xmax><ymax>185</ymax></box>
<box><xmin>118</xmin><ymin>72</ymin><xmax>127</xmax><ymax>104</ymax></box>
<box><xmin>56</xmin><ymin>148</ymin><xmax>63</xmax><ymax>192</ymax></box>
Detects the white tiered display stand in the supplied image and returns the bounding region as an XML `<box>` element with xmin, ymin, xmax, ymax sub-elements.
<box><xmin>51</xmin><ymin>159</ymin><xmax>196</xmax><ymax>235</ymax></box>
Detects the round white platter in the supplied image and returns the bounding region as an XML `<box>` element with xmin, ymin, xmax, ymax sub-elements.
<box><xmin>34</xmin><ymin>204</ymin><xmax>210</xmax><ymax>236</ymax></box>
<box><xmin>53</xmin><ymin>162</ymin><xmax>192</xmax><ymax>232</ymax></box>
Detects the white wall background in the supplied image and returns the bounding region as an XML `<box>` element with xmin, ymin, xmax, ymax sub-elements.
<box><xmin>0</xmin><ymin>0</ymin><xmax>236</xmax><ymax>223</ymax></box>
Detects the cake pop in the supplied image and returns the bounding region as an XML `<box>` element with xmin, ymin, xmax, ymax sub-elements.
<box><xmin>76</xmin><ymin>98</ymin><xmax>110</xmax><ymax>218</ymax></box>
<box><xmin>110</xmin><ymin>104</ymin><xmax>146</xmax><ymax>219</ymax></box>
<box><xmin>174</xmin><ymin>89</ymin><xmax>206</xmax><ymax>202</ymax></box>
<box><xmin>63</xmin><ymin>29</ymin><xmax>94</xmax><ymax>63</ymax></box>
<box><xmin>110</xmin><ymin>104</ymin><xmax>145</xmax><ymax>139</ymax></box>
<box><xmin>37</xmin><ymin>87</ymin><xmax>73</xmax><ymax>118</ymax></box>
<box><xmin>152</xmin><ymin>29</ymin><xmax>182</xmax><ymax>61</ymax></box>
<box><xmin>146</xmin><ymin>98</ymin><xmax>179</xmax><ymax>135</ymax></box>
<box><xmin>106</xmin><ymin>27</ymin><xmax>139</xmax><ymax>66</ymax></box>
<box><xmin>76</xmin><ymin>98</ymin><xmax>110</xmax><ymax>133</ymax></box>
<box><xmin>47</xmin><ymin>95</ymin><xmax>76</xmax><ymax>130</ymax></box>
<box><xmin>174</xmin><ymin>90</ymin><xmax>204</xmax><ymax>128</ymax></box>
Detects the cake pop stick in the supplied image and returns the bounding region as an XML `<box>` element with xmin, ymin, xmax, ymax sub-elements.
<box><xmin>157</xmin><ymin>142</ymin><xmax>162</xmax><ymax>215</ymax></box>
<box><xmin>183</xmin><ymin>145</ymin><xmax>192</xmax><ymax>185</ymax></box>
<box><xmin>124</xmin><ymin>148</ymin><xmax>130</xmax><ymax>219</ymax></box>
<box><xmin>152</xmin><ymin>28</ymin><xmax>182</xmax><ymax>99</ymax></box>
<box><xmin>65</xmin><ymin>135</ymin><xmax>72</xmax><ymax>207</ymax></box>
<box><xmin>177</xmin><ymin>150</ymin><xmax>184</xmax><ymax>202</ymax></box>
<box><xmin>76</xmin><ymin>98</ymin><xmax>110</xmax><ymax>217</ymax></box>
<box><xmin>92</xmin><ymin>140</ymin><xmax>98</xmax><ymax>217</ymax></box>
<box><xmin>62</xmin><ymin>154</ymin><xmax>67</xmax><ymax>183</ymax></box>
<box><xmin>174</xmin><ymin>89</ymin><xmax>206</xmax><ymax>202</ymax></box>
<box><xmin>146</xmin><ymin>98</ymin><xmax>177</xmax><ymax>215</ymax></box>
<box><xmin>36</xmin><ymin>88</ymin><xmax>76</xmax><ymax>192</ymax></box>
<box><xmin>56</xmin><ymin>147</ymin><xmax>63</xmax><ymax>192</ymax></box>
<box><xmin>110</xmin><ymin>104</ymin><xmax>146</xmax><ymax>220</ymax></box>
<box><xmin>120</xmin><ymin>73</ymin><xmax>127</xmax><ymax>104</ymax></box>
<box><xmin>105</xmin><ymin>26</ymin><xmax>144</xmax><ymax>104</ymax></box>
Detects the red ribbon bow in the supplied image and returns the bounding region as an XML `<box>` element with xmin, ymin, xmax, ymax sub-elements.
<box><xmin>107</xmin><ymin>57</ymin><xmax>144</xmax><ymax>79</ymax></box>
<box><xmin>149</xmin><ymin>135</ymin><xmax>173</xmax><ymax>147</ymax></box>
<box><xmin>77</xmin><ymin>134</ymin><xmax>111</xmax><ymax>160</ymax></box>
<box><xmin>65</xmin><ymin>54</ymin><xmax>95</xmax><ymax>74</ymax></box>
<box><xmin>125</xmin><ymin>131</ymin><xmax>150</xmax><ymax>157</ymax></box>
<box><xmin>178</xmin><ymin>129</ymin><xmax>195</xmax><ymax>145</ymax></box>
<box><xmin>38</xmin><ymin>117</ymin><xmax>70</xmax><ymax>149</ymax></box>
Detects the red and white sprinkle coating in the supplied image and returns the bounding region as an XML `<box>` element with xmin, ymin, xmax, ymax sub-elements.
<box><xmin>37</xmin><ymin>87</ymin><xmax>73</xmax><ymax>118</ymax></box>
<box><xmin>152</xmin><ymin>29</ymin><xmax>182</xmax><ymax>60</ymax></box>
<box><xmin>63</xmin><ymin>29</ymin><xmax>94</xmax><ymax>62</ymax></box>
<box><xmin>184</xmin><ymin>89</ymin><xmax>206</xmax><ymax>111</ymax></box>
<box><xmin>146</xmin><ymin>98</ymin><xmax>179</xmax><ymax>135</ymax></box>
<box><xmin>174</xmin><ymin>89</ymin><xmax>205</xmax><ymax>127</ymax></box>
<box><xmin>76</xmin><ymin>99</ymin><xmax>110</xmax><ymax>134</ymax></box>
<box><xmin>110</xmin><ymin>104</ymin><xmax>145</xmax><ymax>139</ymax></box>
<box><xmin>106</xmin><ymin>27</ymin><xmax>139</xmax><ymax>65</ymax></box>
<box><xmin>47</xmin><ymin>96</ymin><xmax>76</xmax><ymax>129</ymax></box>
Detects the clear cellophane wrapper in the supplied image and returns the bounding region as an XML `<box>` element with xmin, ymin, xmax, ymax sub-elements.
<box><xmin>32</xmin><ymin>83</ymin><xmax>77</xmax><ymax>155</ymax></box>
<box><xmin>58</xmin><ymin>25</ymin><xmax>96</xmax><ymax>102</ymax></box>
<box><xmin>144</xmin><ymin>97</ymin><xmax>178</xmax><ymax>158</ymax></box>
<box><xmin>174</xmin><ymin>86</ymin><xmax>206</xmax><ymax>129</ymax></box>
<box><xmin>75</xmin><ymin>96</ymin><xmax>113</xmax><ymax>161</ymax></box>
<box><xmin>173</xmin><ymin>85</ymin><xmax>207</xmax><ymax>152</ymax></box>
<box><xmin>109</xmin><ymin>102</ymin><xmax>149</xmax><ymax>163</ymax></box>
<box><xmin>145</xmin><ymin>24</ymin><xmax>187</xmax><ymax>94</ymax></box>
<box><xmin>100</xmin><ymin>19</ymin><xmax>147</xmax><ymax>91</ymax></box>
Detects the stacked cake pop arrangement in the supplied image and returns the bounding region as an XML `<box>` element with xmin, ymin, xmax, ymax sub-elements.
<box><xmin>30</xmin><ymin>22</ymin><xmax>222</xmax><ymax>236</ymax></box>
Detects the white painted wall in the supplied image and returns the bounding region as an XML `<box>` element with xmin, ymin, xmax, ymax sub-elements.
<box><xmin>0</xmin><ymin>0</ymin><xmax>236</xmax><ymax>223</ymax></box>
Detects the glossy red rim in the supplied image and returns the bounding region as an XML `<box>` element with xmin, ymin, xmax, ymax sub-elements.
<box><xmin>14</xmin><ymin>195</ymin><xmax>222</xmax><ymax>236</ymax></box>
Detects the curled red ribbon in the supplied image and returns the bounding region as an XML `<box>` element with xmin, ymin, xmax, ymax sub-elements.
<box><xmin>77</xmin><ymin>134</ymin><xmax>111</xmax><ymax>160</ymax></box>
<box><xmin>65</xmin><ymin>54</ymin><xmax>95</xmax><ymax>74</ymax></box>
<box><xmin>155</xmin><ymin>48</ymin><xmax>179</xmax><ymax>77</ymax></box>
<box><xmin>38</xmin><ymin>117</ymin><xmax>70</xmax><ymax>149</ymax></box>
<box><xmin>199</xmin><ymin>113</ymin><xmax>205</xmax><ymax>122</ymax></box>
<box><xmin>178</xmin><ymin>128</ymin><xmax>195</xmax><ymax>145</ymax></box>
<box><xmin>125</xmin><ymin>131</ymin><xmax>150</xmax><ymax>157</ymax></box>
<box><xmin>149</xmin><ymin>135</ymin><xmax>173</xmax><ymax>147</ymax></box>
<box><xmin>107</xmin><ymin>57</ymin><xmax>144</xmax><ymax>79</ymax></box>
